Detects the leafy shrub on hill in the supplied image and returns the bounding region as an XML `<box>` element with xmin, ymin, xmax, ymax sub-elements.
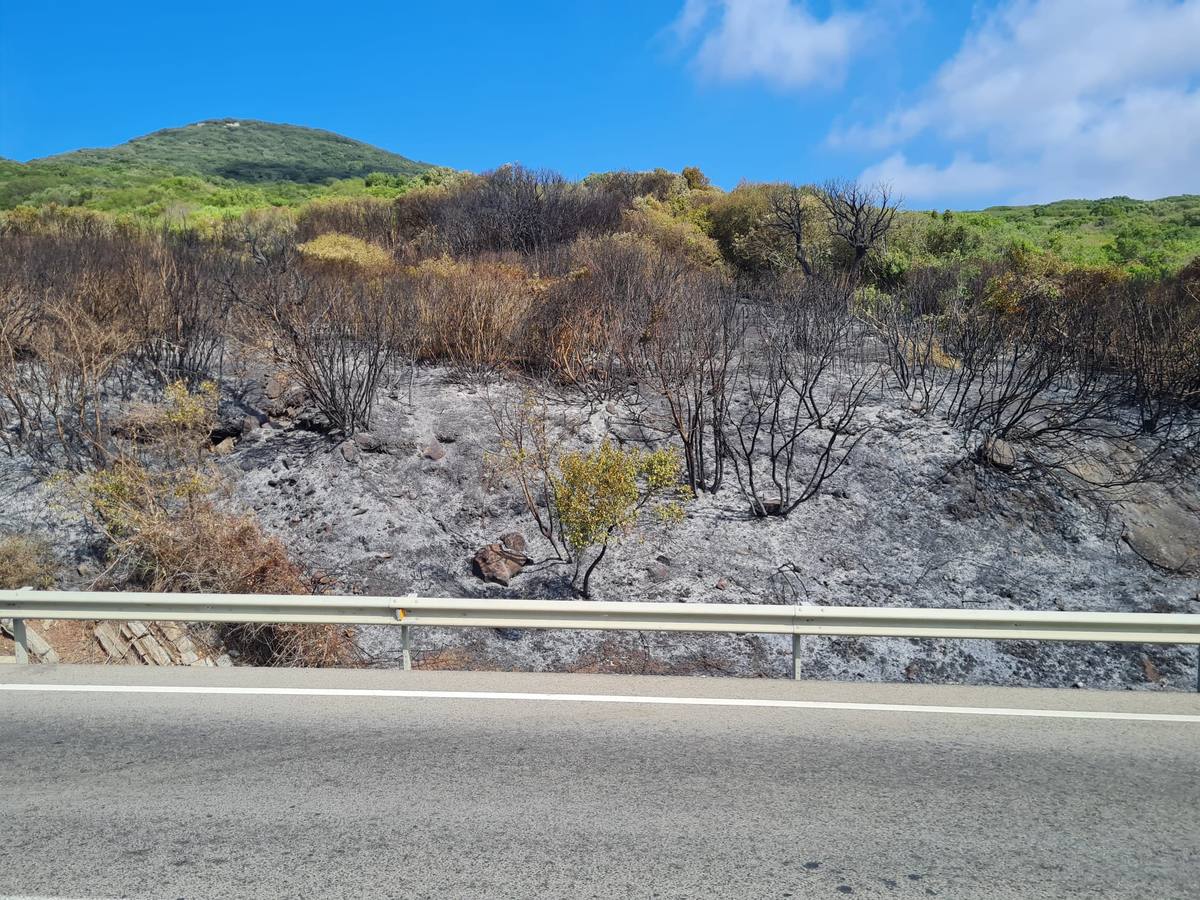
<box><xmin>623</xmin><ymin>196</ymin><xmax>723</xmax><ymax>269</ymax></box>
<box><xmin>553</xmin><ymin>441</ymin><xmax>689</xmax><ymax>598</ymax></box>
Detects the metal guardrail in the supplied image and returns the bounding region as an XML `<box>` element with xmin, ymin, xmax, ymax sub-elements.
<box><xmin>2</xmin><ymin>589</ymin><xmax>1199</xmax><ymax>685</ymax></box>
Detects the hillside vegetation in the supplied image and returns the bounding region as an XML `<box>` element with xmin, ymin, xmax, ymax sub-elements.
<box><xmin>1</xmin><ymin>155</ymin><xmax>1198</xmax><ymax>686</ymax></box>
<box><xmin>2</xmin><ymin>120</ymin><xmax>1198</xmax><ymax>275</ymax></box>
<box><xmin>0</xmin><ymin>120</ymin><xmax>447</xmax><ymax>221</ymax></box>
<box><xmin>893</xmin><ymin>195</ymin><xmax>1200</xmax><ymax>276</ymax></box>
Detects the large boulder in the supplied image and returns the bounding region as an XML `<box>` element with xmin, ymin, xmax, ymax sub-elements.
<box><xmin>1121</xmin><ymin>491</ymin><xmax>1200</xmax><ymax>574</ymax></box>
<box><xmin>473</xmin><ymin>541</ymin><xmax>529</xmax><ymax>586</ymax></box>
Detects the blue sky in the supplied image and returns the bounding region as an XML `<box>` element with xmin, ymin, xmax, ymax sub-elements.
<box><xmin>2</xmin><ymin>1</ymin><xmax>1198</xmax><ymax>208</ymax></box>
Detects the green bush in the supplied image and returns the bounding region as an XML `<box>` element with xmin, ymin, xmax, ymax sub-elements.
<box><xmin>552</xmin><ymin>441</ymin><xmax>689</xmax><ymax>597</ymax></box>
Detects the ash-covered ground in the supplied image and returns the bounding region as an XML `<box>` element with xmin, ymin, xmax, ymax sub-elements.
<box><xmin>3</xmin><ymin>363</ymin><xmax>1198</xmax><ymax>690</ymax></box>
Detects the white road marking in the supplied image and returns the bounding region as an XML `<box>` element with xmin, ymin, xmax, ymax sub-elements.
<box><xmin>2</xmin><ymin>682</ymin><xmax>1198</xmax><ymax>722</ymax></box>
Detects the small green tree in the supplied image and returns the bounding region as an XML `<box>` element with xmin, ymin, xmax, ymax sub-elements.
<box><xmin>552</xmin><ymin>440</ymin><xmax>688</xmax><ymax>598</ymax></box>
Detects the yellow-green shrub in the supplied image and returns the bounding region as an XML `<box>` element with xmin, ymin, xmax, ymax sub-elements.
<box><xmin>297</xmin><ymin>232</ymin><xmax>394</xmax><ymax>273</ymax></box>
<box><xmin>552</xmin><ymin>440</ymin><xmax>688</xmax><ymax>597</ymax></box>
<box><xmin>624</xmin><ymin>198</ymin><xmax>723</xmax><ymax>270</ymax></box>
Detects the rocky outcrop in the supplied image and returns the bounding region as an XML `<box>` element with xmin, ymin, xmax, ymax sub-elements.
<box><xmin>473</xmin><ymin>534</ymin><xmax>530</xmax><ymax>586</ymax></box>
<box><xmin>92</xmin><ymin>620</ymin><xmax>225</xmax><ymax>666</ymax></box>
<box><xmin>1121</xmin><ymin>490</ymin><xmax>1200</xmax><ymax>574</ymax></box>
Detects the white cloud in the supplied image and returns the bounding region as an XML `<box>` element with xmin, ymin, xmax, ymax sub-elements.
<box><xmin>847</xmin><ymin>0</ymin><xmax>1200</xmax><ymax>202</ymax></box>
<box><xmin>860</xmin><ymin>153</ymin><xmax>1015</xmax><ymax>201</ymax></box>
<box><xmin>674</xmin><ymin>0</ymin><xmax>868</xmax><ymax>89</ymax></box>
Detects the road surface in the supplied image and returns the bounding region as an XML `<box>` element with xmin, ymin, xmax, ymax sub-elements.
<box><xmin>2</xmin><ymin>665</ymin><xmax>1198</xmax><ymax>899</ymax></box>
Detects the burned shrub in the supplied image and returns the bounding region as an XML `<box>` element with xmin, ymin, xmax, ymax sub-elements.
<box><xmin>0</xmin><ymin>232</ymin><xmax>143</xmax><ymax>468</ymax></box>
<box><xmin>724</xmin><ymin>275</ymin><xmax>876</xmax><ymax>517</ymax></box>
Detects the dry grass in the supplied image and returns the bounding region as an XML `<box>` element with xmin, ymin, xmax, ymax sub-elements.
<box><xmin>64</xmin><ymin>379</ymin><xmax>363</xmax><ymax>667</ymax></box>
<box><xmin>112</xmin><ymin>499</ymin><xmax>363</xmax><ymax>667</ymax></box>
<box><xmin>222</xmin><ymin>622</ymin><xmax>363</xmax><ymax>668</ymax></box>
<box><xmin>0</xmin><ymin>533</ymin><xmax>59</xmax><ymax>590</ymax></box>
<box><xmin>297</xmin><ymin>232</ymin><xmax>395</xmax><ymax>273</ymax></box>
<box><xmin>411</xmin><ymin>256</ymin><xmax>537</xmax><ymax>374</ymax></box>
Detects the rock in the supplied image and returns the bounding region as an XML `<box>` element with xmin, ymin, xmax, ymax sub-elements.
<box><xmin>123</xmin><ymin>621</ymin><xmax>149</xmax><ymax>639</ymax></box>
<box><xmin>294</xmin><ymin>408</ymin><xmax>333</xmax><ymax>433</ymax></box>
<box><xmin>473</xmin><ymin>543</ymin><xmax>528</xmax><ymax>586</ymax></box>
<box><xmin>340</xmin><ymin>441</ymin><xmax>360</xmax><ymax>464</ymax></box>
<box><xmin>264</xmin><ymin>372</ymin><xmax>291</xmax><ymax>400</ymax></box>
<box><xmin>1121</xmin><ymin>493</ymin><xmax>1200</xmax><ymax>574</ymax></box>
<box><xmin>499</xmin><ymin>532</ymin><xmax>527</xmax><ymax>554</ymax></box>
<box><xmin>210</xmin><ymin>418</ymin><xmax>245</xmax><ymax>443</ymax></box>
<box><xmin>647</xmin><ymin>561</ymin><xmax>671</xmax><ymax>583</ymax></box>
<box><xmin>212</xmin><ymin>436</ymin><xmax>236</xmax><ymax>456</ymax></box>
<box><xmin>981</xmin><ymin>436</ymin><xmax>1017</xmax><ymax>471</ymax></box>
<box><xmin>93</xmin><ymin>622</ymin><xmax>131</xmax><ymax>659</ymax></box>
<box><xmin>422</xmin><ymin>440</ymin><xmax>446</xmax><ymax>461</ymax></box>
<box><xmin>243</xmin><ymin>415</ymin><xmax>262</xmax><ymax>434</ymax></box>
<box><xmin>353</xmin><ymin>432</ymin><xmax>385</xmax><ymax>453</ymax></box>
<box><xmin>132</xmin><ymin>633</ymin><xmax>173</xmax><ymax>666</ymax></box>
<box><xmin>19</xmin><ymin>624</ymin><xmax>58</xmax><ymax>663</ymax></box>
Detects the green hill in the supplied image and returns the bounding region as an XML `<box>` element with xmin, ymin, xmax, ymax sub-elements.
<box><xmin>44</xmin><ymin>119</ymin><xmax>431</xmax><ymax>183</ymax></box>
<box><xmin>0</xmin><ymin>119</ymin><xmax>442</xmax><ymax>220</ymax></box>
<box><xmin>896</xmin><ymin>194</ymin><xmax>1200</xmax><ymax>274</ymax></box>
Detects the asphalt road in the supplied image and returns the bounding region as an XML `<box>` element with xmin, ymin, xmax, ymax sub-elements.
<box><xmin>1</xmin><ymin>666</ymin><xmax>1198</xmax><ymax>899</ymax></box>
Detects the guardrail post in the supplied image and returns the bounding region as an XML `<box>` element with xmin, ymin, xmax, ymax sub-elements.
<box><xmin>401</xmin><ymin>624</ymin><xmax>411</xmax><ymax>671</ymax></box>
<box><xmin>792</xmin><ymin>634</ymin><xmax>802</xmax><ymax>681</ymax></box>
<box><xmin>11</xmin><ymin>618</ymin><xmax>28</xmax><ymax>665</ymax></box>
